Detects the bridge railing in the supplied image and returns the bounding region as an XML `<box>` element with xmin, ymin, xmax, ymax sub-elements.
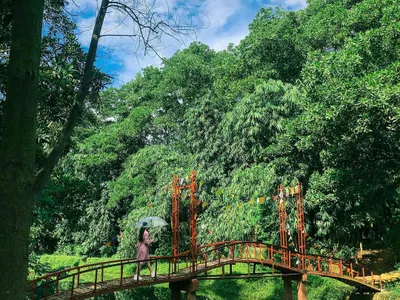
<box><xmin>189</xmin><ymin>241</ymin><xmax>382</xmax><ymax>290</ymax></box>
<box><xmin>26</xmin><ymin>253</ymin><xmax>192</xmax><ymax>300</ymax></box>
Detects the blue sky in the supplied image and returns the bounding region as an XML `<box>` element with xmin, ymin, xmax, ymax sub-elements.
<box><xmin>70</xmin><ymin>0</ymin><xmax>307</xmax><ymax>86</ymax></box>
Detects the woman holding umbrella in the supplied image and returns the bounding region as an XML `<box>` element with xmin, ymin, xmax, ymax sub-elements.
<box><xmin>135</xmin><ymin>222</ymin><xmax>155</xmax><ymax>280</ymax></box>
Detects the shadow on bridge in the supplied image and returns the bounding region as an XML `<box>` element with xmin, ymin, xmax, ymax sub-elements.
<box><xmin>27</xmin><ymin>241</ymin><xmax>382</xmax><ymax>300</ymax></box>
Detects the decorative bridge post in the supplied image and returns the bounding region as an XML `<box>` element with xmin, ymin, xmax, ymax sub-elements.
<box><xmin>275</xmin><ymin>182</ymin><xmax>307</xmax><ymax>300</ymax></box>
<box><xmin>295</xmin><ymin>182</ymin><xmax>306</xmax><ymax>257</ymax></box>
<box><xmin>189</xmin><ymin>171</ymin><xmax>198</xmax><ymax>274</ymax></box>
<box><xmin>277</xmin><ymin>184</ymin><xmax>288</xmax><ymax>263</ymax></box>
<box><xmin>172</xmin><ymin>175</ymin><xmax>180</xmax><ymax>271</ymax></box>
<box><xmin>171</xmin><ymin>171</ymin><xmax>199</xmax><ymax>274</ymax></box>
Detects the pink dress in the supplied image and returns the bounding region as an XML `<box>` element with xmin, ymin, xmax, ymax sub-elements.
<box><xmin>137</xmin><ymin>230</ymin><xmax>151</xmax><ymax>265</ymax></box>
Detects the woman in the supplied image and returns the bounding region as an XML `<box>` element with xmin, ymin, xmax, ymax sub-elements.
<box><xmin>135</xmin><ymin>222</ymin><xmax>155</xmax><ymax>280</ymax></box>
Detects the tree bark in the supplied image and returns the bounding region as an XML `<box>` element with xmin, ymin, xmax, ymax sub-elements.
<box><xmin>33</xmin><ymin>0</ymin><xmax>110</xmax><ymax>195</ymax></box>
<box><xmin>0</xmin><ymin>0</ymin><xmax>44</xmax><ymax>299</ymax></box>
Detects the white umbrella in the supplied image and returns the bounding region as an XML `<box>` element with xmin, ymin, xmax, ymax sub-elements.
<box><xmin>135</xmin><ymin>216</ymin><xmax>168</xmax><ymax>228</ymax></box>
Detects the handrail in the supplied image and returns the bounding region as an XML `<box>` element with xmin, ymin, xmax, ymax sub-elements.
<box><xmin>191</xmin><ymin>241</ymin><xmax>365</xmax><ymax>267</ymax></box>
<box><xmin>28</xmin><ymin>253</ymin><xmax>189</xmax><ymax>284</ymax></box>
<box><xmin>191</xmin><ymin>241</ymin><xmax>380</xmax><ymax>287</ymax></box>
<box><xmin>27</xmin><ymin>253</ymin><xmax>192</xmax><ymax>300</ymax></box>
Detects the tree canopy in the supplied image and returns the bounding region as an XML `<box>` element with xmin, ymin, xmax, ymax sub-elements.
<box><xmin>30</xmin><ymin>0</ymin><xmax>400</xmax><ymax>262</ymax></box>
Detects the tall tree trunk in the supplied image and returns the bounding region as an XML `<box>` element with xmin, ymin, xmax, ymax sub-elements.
<box><xmin>33</xmin><ymin>0</ymin><xmax>109</xmax><ymax>195</ymax></box>
<box><xmin>0</xmin><ymin>0</ymin><xmax>44</xmax><ymax>299</ymax></box>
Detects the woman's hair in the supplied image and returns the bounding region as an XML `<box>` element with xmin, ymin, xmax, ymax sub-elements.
<box><xmin>138</xmin><ymin>222</ymin><xmax>148</xmax><ymax>243</ymax></box>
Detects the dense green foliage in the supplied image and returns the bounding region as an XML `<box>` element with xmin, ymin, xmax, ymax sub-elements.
<box><xmin>24</xmin><ymin>0</ymin><xmax>400</xmax><ymax>298</ymax></box>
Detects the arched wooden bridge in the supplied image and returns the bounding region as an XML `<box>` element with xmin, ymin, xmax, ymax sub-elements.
<box><xmin>27</xmin><ymin>241</ymin><xmax>384</xmax><ymax>300</ymax></box>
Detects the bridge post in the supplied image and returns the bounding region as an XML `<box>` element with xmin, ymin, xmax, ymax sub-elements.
<box><xmin>169</xmin><ymin>279</ymin><xmax>199</xmax><ymax>300</ymax></box>
<box><xmin>297</xmin><ymin>273</ymin><xmax>307</xmax><ymax>300</ymax></box>
<box><xmin>283</xmin><ymin>276</ymin><xmax>293</xmax><ymax>300</ymax></box>
<box><xmin>170</xmin><ymin>286</ymin><xmax>181</xmax><ymax>300</ymax></box>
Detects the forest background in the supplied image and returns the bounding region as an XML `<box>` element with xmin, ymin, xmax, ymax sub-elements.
<box><xmin>1</xmin><ymin>0</ymin><xmax>400</xmax><ymax>298</ymax></box>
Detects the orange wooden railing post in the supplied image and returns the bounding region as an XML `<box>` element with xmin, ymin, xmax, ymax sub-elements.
<box><xmin>120</xmin><ymin>261</ymin><xmax>124</xmax><ymax>286</ymax></box>
<box><xmin>371</xmin><ymin>271</ymin><xmax>374</xmax><ymax>287</ymax></box>
<box><xmin>168</xmin><ymin>259</ymin><xmax>171</xmax><ymax>279</ymax></box>
<box><xmin>339</xmin><ymin>260</ymin><xmax>343</xmax><ymax>275</ymax></box>
<box><xmin>174</xmin><ymin>258</ymin><xmax>177</xmax><ymax>274</ymax></box>
<box><xmin>350</xmin><ymin>263</ymin><xmax>353</xmax><ymax>278</ymax></box>
<box><xmin>71</xmin><ymin>275</ymin><xmax>75</xmax><ymax>298</ymax></box>
<box><xmin>329</xmin><ymin>258</ymin><xmax>332</xmax><ymax>273</ymax></box>
<box><xmin>362</xmin><ymin>267</ymin><xmax>365</xmax><ymax>280</ymax></box>
<box><xmin>94</xmin><ymin>269</ymin><xmax>98</xmax><ymax>292</ymax></box>
<box><xmin>137</xmin><ymin>262</ymin><xmax>140</xmax><ymax>282</ymax></box>
<box><xmin>44</xmin><ymin>276</ymin><xmax>48</xmax><ymax>299</ymax></box>
<box><xmin>379</xmin><ymin>275</ymin><xmax>382</xmax><ymax>289</ymax></box>
<box><xmin>246</xmin><ymin>244</ymin><xmax>249</xmax><ymax>259</ymax></box>
<box><xmin>205</xmin><ymin>255</ymin><xmax>208</xmax><ymax>276</ymax></box>
<box><xmin>56</xmin><ymin>273</ymin><xmax>60</xmax><ymax>294</ymax></box>
<box><xmin>288</xmin><ymin>251</ymin><xmax>291</xmax><ymax>268</ymax></box>
<box><xmin>271</xmin><ymin>245</ymin><xmax>274</xmax><ymax>262</ymax></box>
<box><xmin>318</xmin><ymin>256</ymin><xmax>321</xmax><ymax>272</ymax></box>
<box><xmin>155</xmin><ymin>259</ymin><xmax>158</xmax><ymax>280</ymax></box>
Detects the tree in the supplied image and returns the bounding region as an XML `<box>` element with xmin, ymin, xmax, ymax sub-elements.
<box><xmin>0</xmin><ymin>1</ymin><xmax>45</xmax><ymax>299</ymax></box>
<box><xmin>1</xmin><ymin>0</ymin><xmax>198</xmax><ymax>298</ymax></box>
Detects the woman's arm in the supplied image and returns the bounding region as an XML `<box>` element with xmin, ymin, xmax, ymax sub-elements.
<box><xmin>144</xmin><ymin>230</ymin><xmax>152</xmax><ymax>246</ymax></box>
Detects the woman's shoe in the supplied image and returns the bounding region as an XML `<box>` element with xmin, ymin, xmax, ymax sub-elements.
<box><xmin>151</xmin><ymin>271</ymin><xmax>155</xmax><ymax>278</ymax></box>
<box><xmin>133</xmin><ymin>275</ymin><xmax>142</xmax><ymax>280</ymax></box>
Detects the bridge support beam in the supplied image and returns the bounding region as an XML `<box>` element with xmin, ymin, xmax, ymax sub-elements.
<box><xmin>297</xmin><ymin>274</ymin><xmax>307</xmax><ymax>300</ymax></box>
<box><xmin>169</xmin><ymin>279</ymin><xmax>199</xmax><ymax>300</ymax></box>
<box><xmin>283</xmin><ymin>276</ymin><xmax>293</xmax><ymax>300</ymax></box>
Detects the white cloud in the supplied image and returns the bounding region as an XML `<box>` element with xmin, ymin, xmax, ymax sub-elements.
<box><xmin>257</xmin><ymin>0</ymin><xmax>307</xmax><ymax>10</ymax></box>
<box><xmin>284</xmin><ymin>0</ymin><xmax>307</xmax><ymax>9</ymax></box>
<box><xmin>201</xmin><ymin>0</ymin><xmax>241</xmax><ymax>28</ymax></box>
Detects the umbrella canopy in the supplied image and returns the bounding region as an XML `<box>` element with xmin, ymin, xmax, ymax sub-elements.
<box><xmin>135</xmin><ymin>216</ymin><xmax>168</xmax><ymax>228</ymax></box>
